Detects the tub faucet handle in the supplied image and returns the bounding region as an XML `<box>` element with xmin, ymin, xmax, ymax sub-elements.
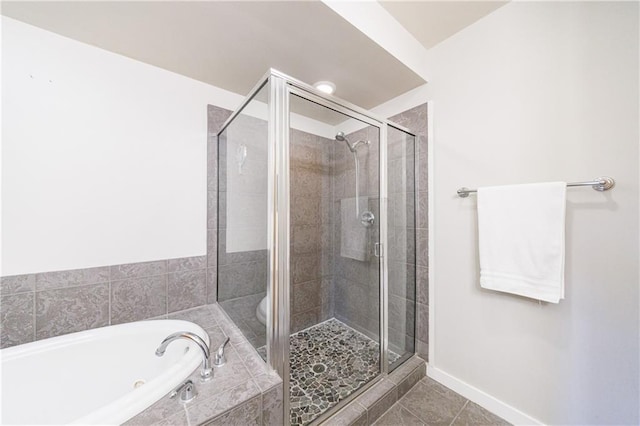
<box><xmin>213</xmin><ymin>337</ymin><xmax>231</xmax><ymax>367</ymax></box>
<box><xmin>171</xmin><ymin>379</ymin><xmax>197</xmax><ymax>403</ymax></box>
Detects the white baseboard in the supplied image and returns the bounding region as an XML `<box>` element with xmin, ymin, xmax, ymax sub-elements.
<box><xmin>427</xmin><ymin>365</ymin><xmax>543</xmax><ymax>426</ymax></box>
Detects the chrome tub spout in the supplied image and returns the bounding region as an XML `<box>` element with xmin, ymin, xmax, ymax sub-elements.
<box><xmin>156</xmin><ymin>331</ymin><xmax>213</xmax><ymax>381</ymax></box>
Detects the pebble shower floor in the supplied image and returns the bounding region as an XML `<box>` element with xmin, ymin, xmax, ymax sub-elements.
<box><xmin>285</xmin><ymin>318</ymin><xmax>399</xmax><ymax>425</ymax></box>
<box><xmin>257</xmin><ymin>319</ymin><xmax>401</xmax><ymax>425</ymax></box>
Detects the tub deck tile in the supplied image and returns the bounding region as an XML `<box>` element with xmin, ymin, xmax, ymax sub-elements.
<box><xmin>168</xmin><ymin>304</ymin><xmax>218</xmax><ymax>329</ymax></box>
<box><xmin>233</xmin><ymin>340</ymin><xmax>272</xmax><ymax>377</ymax></box>
<box><xmin>155</xmin><ymin>408</ymin><xmax>189</xmax><ymax>426</ymax></box>
<box><xmin>261</xmin><ymin>382</ymin><xmax>284</xmax><ymax>426</ymax></box>
<box><xmin>203</xmin><ymin>394</ymin><xmax>262</xmax><ymax>426</ymax></box>
<box><xmin>204</xmin><ymin>325</ymin><xmax>228</xmax><ymax>350</ymax></box>
<box><xmin>122</xmin><ymin>389</ymin><xmax>184</xmax><ymax>426</ymax></box>
<box><xmin>252</xmin><ymin>372</ymin><xmax>283</xmax><ymax>393</ymax></box>
<box><xmin>187</xmin><ymin>380</ymin><xmax>261</xmax><ymax>425</ymax></box>
<box><xmin>121</xmin><ymin>303</ymin><xmax>281</xmax><ymax>426</ymax></box>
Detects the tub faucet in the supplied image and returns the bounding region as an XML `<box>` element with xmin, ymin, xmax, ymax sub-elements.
<box><xmin>155</xmin><ymin>331</ymin><xmax>213</xmax><ymax>381</ymax></box>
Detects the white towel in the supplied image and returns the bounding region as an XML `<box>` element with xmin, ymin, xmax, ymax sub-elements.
<box><xmin>478</xmin><ymin>182</ymin><xmax>566</xmax><ymax>303</ymax></box>
<box><xmin>340</xmin><ymin>197</ymin><xmax>368</xmax><ymax>261</ymax></box>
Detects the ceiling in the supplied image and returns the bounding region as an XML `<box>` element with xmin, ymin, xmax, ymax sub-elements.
<box><xmin>380</xmin><ymin>1</ymin><xmax>508</xmax><ymax>49</ymax></box>
<box><xmin>2</xmin><ymin>1</ymin><xmax>507</xmax><ymax>110</ymax></box>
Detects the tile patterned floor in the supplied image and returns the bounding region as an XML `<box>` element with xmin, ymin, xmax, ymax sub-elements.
<box><xmin>289</xmin><ymin>319</ymin><xmax>391</xmax><ymax>426</ymax></box>
<box><xmin>373</xmin><ymin>376</ymin><xmax>511</xmax><ymax>426</ymax></box>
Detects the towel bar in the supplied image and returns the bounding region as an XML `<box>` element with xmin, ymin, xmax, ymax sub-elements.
<box><xmin>457</xmin><ymin>176</ymin><xmax>615</xmax><ymax>198</ymax></box>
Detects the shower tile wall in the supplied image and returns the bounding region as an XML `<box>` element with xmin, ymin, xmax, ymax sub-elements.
<box><xmin>388</xmin><ymin>104</ymin><xmax>428</xmax><ymax>360</ymax></box>
<box><xmin>290</xmin><ymin>129</ymin><xmax>334</xmax><ymax>333</ymax></box>
<box><xmin>333</xmin><ymin>126</ymin><xmax>381</xmax><ymax>340</ymax></box>
<box><xmin>0</xmin><ymin>104</ymin><xmax>233</xmax><ymax>350</ymax></box>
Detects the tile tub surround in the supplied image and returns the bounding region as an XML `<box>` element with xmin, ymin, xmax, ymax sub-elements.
<box><xmin>121</xmin><ymin>303</ymin><xmax>282</xmax><ymax>426</ymax></box>
<box><xmin>321</xmin><ymin>355</ymin><xmax>426</xmax><ymax>426</ymax></box>
<box><xmin>372</xmin><ymin>376</ymin><xmax>510</xmax><ymax>426</ymax></box>
<box><xmin>0</xmin><ymin>257</ymin><xmax>211</xmax><ymax>348</ymax></box>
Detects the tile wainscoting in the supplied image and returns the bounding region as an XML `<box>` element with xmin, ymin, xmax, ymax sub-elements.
<box><xmin>0</xmin><ymin>256</ymin><xmax>210</xmax><ymax>348</ymax></box>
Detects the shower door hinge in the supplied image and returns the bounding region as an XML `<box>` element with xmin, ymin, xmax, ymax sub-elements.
<box><xmin>374</xmin><ymin>242</ymin><xmax>383</xmax><ymax>258</ymax></box>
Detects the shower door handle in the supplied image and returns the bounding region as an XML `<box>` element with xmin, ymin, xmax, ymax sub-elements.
<box><xmin>374</xmin><ymin>242</ymin><xmax>383</xmax><ymax>258</ymax></box>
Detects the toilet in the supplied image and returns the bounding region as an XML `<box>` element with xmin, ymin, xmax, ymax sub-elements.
<box><xmin>256</xmin><ymin>295</ymin><xmax>268</xmax><ymax>326</ymax></box>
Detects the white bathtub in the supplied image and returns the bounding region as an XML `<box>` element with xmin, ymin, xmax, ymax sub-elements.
<box><xmin>1</xmin><ymin>320</ymin><xmax>209</xmax><ymax>425</ymax></box>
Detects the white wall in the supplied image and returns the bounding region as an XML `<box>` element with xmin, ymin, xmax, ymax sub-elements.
<box><xmin>421</xmin><ymin>2</ymin><xmax>638</xmax><ymax>424</ymax></box>
<box><xmin>0</xmin><ymin>17</ymin><xmax>342</xmax><ymax>276</ymax></box>
<box><xmin>1</xmin><ymin>17</ymin><xmax>244</xmax><ymax>275</ymax></box>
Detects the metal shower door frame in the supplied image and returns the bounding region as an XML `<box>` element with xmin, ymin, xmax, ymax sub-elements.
<box><xmin>221</xmin><ymin>69</ymin><xmax>416</xmax><ymax>426</ymax></box>
<box><xmin>274</xmin><ymin>69</ymin><xmax>390</xmax><ymax>425</ymax></box>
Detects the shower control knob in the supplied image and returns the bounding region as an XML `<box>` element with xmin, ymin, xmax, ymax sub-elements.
<box><xmin>360</xmin><ymin>211</ymin><xmax>375</xmax><ymax>227</ymax></box>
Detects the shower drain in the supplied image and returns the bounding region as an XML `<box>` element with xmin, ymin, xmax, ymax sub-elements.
<box><xmin>312</xmin><ymin>363</ymin><xmax>326</xmax><ymax>374</ymax></box>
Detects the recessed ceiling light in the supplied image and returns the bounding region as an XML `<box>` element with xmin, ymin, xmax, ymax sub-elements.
<box><xmin>314</xmin><ymin>81</ymin><xmax>336</xmax><ymax>95</ymax></box>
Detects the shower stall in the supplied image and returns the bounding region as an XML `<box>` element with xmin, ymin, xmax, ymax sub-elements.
<box><xmin>216</xmin><ymin>69</ymin><xmax>417</xmax><ymax>425</ymax></box>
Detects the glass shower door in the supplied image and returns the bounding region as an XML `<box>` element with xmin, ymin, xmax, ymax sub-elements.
<box><xmin>386</xmin><ymin>125</ymin><xmax>416</xmax><ymax>370</ymax></box>
<box><xmin>287</xmin><ymin>91</ymin><xmax>382</xmax><ymax>425</ymax></box>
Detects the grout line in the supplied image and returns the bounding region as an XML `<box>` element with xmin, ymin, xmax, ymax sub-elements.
<box><xmin>109</xmin><ymin>272</ymin><xmax>170</xmax><ymax>282</ymax></box>
<box><xmin>228</xmin><ymin>344</ymin><xmax>254</xmax><ymax>379</ymax></box>
<box><xmin>1</xmin><ymin>287</ymin><xmax>35</xmax><ymax>296</ymax></box>
<box><xmin>34</xmin><ymin>280</ymin><xmax>111</xmax><ymax>293</ymax></box>
<box><xmin>399</xmin><ymin>400</ymin><xmax>427</xmax><ymax>425</ymax></box>
<box><xmin>370</xmin><ymin>400</ymin><xmax>399</xmax><ymax>425</ymax></box>
<box><xmin>32</xmin><ymin>290</ymin><xmax>36</xmax><ymax>342</ymax></box>
<box><xmin>395</xmin><ymin>380</ymin><xmax>429</xmax><ymax>423</ymax></box>
<box><xmin>183</xmin><ymin>404</ymin><xmax>191</xmax><ymax>426</ymax></box>
<box><xmin>449</xmin><ymin>399</ymin><xmax>469</xmax><ymax>426</ymax></box>
<box><xmin>291</xmin><ymin>316</ymin><xmax>337</xmax><ymax>334</ymax></box>
<box><xmin>108</xmin><ymin>266</ymin><xmax>112</xmax><ymax>325</ymax></box>
<box><xmin>108</xmin><ymin>278</ymin><xmax>112</xmax><ymax>325</ymax></box>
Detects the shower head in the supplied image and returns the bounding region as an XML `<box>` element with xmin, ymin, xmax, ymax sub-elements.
<box><xmin>335</xmin><ymin>131</ymin><xmax>369</xmax><ymax>153</ymax></box>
